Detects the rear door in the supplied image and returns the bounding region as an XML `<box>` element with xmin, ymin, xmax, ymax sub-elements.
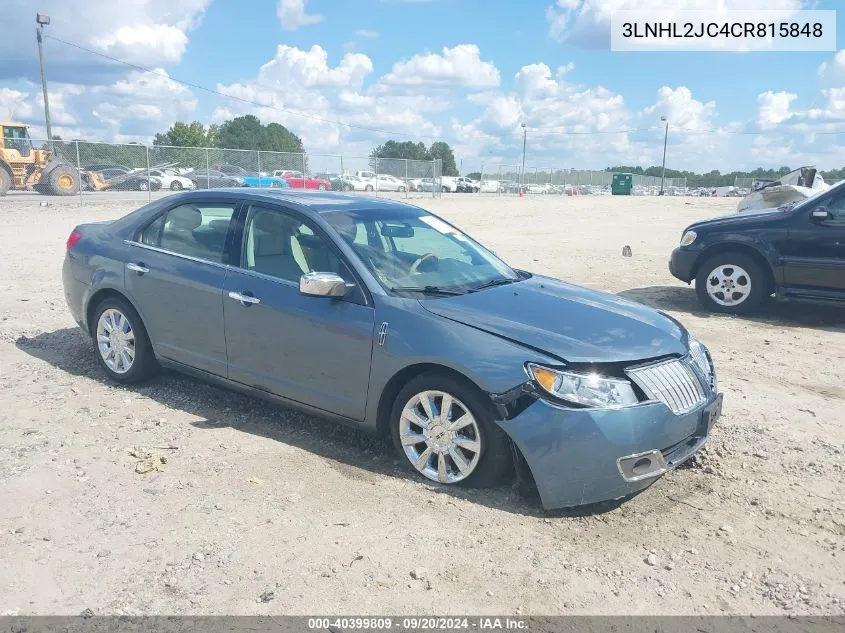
<box><xmin>783</xmin><ymin>189</ymin><xmax>845</xmax><ymax>292</ymax></box>
<box><xmin>222</xmin><ymin>203</ymin><xmax>375</xmax><ymax>419</ymax></box>
<box><xmin>124</xmin><ymin>198</ymin><xmax>240</xmax><ymax>376</ymax></box>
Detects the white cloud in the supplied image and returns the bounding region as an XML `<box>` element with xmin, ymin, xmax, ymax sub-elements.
<box><xmin>0</xmin><ymin>88</ymin><xmax>34</xmax><ymax>121</ymax></box>
<box><xmin>1</xmin><ymin>0</ymin><xmax>209</xmax><ymax>78</ymax></box>
<box><xmin>818</xmin><ymin>49</ymin><xmax>845</xmax><ymax>78</ymax></box>
<box><xmin>355</xmin><ymin>30</ymin><xmax>380</xmax><ymax>38</ymax></box>
<box><xmin>757</xmin><ymin>91</ymin><xmax>797</xmax><ymax>126</ymax></box>
<box><xmin>379</xmin><ymin>44</ymin><xmax>500</xmax><ymax>89</ymax></box>
<box><xmin>546</xmin><ymin>0</ymin><xmax>809</xmax><ymax>47</ymax></box>
<box><xmin>277</xmin><ymin>0</ymin><xmax>323</xmax><ymax>30</ymax></box>
<box><xmin>642</xmin><ymin>86</ymin><xmax>716</xmax><ymax>131</ymax></box>
<box><xmin>213</xmin><ymin>44</ymin><xmax>445</xmax><ymax>153</ymax></box>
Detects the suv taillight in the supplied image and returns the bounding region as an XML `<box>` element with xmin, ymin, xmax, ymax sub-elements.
<box><xmin>66</xmin><ymin>230</ymin><xmax>82</xmax><ymax>250</ymax></box>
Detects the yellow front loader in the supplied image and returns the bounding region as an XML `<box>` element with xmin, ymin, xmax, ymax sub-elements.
<box><xmin>0</xmin><ymin>122</ymin><xmax>107</xmax><ymax>196</ymax></box>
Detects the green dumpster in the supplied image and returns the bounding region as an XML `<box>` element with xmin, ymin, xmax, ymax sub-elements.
<box><xmin>611</xmin><ymin>173</ymin><xmax>633</xmax><ymax>195</ymax></box>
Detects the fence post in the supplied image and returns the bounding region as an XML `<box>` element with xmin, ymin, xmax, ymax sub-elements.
<box><xmin>301</xmin><ymin>153</ymin><xmax>306</xmax><ymax>189</ymax></box>
<box><xmin>340</xmin><ymin>154</ymin><xmax>344</xmax><ymax>177</ymax></box>
<box><xmin>205</xmin><ymin>148</ymin><xmax>210</xmax><ymax>189</ymax></box>
<box><xmin>74</xmin><ymin>140</ymin><xmax>82</xmax><ymax>204</ymax></box>
<box><xmin>146</xmin><ymin>144</ymin><xmax>151</xmax><ymax>203</ymax></box>
<box><xmin>404</xmin><ymin>159</ymin><xmax>408</xmax><ymax>199</ymax></box>
<box><xmin>374</xmin><ymin>156</ymin><xmax>379</xmax><ymax>197</ymax></box>
<box><xmin>257</xmin><ymin>151</ymin><xmax>261</xmax><ymax>187</ymax></box>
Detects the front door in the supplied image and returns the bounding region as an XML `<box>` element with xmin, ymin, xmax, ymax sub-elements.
<box><xmin>223</xmin><ymin>203</ymin><xmax>375</xmax><ymax>420</ymax></box>
<box><xmin>124</xmin><ymin>199</ymin><xmax>239</xmax><ymax>376</ymax></box>
<box><xmin>783</xmin><ymin>190</ymin><xmax>845</xmax><ymax>292</ymax></box>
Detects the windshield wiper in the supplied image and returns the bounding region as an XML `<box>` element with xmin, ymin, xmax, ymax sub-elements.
<box><xmin>471</xmin><ymin>277</ymin><xmax>519</xmax><ymax>292</ymax></box>
<box><xmin>389</xmin><ymin>285</ymin><xmax>466</xmax><ymax>296</ymax></box>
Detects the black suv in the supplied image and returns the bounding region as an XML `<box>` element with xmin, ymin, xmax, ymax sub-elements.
<box><xmin>670</xmin><ymin>179</ymin><xmax>845</xmax><ymax>313</ymax></box>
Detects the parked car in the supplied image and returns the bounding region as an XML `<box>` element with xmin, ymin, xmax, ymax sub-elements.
<box><xmin>211</xmin><ymin>165</ymin><xmax>288</xmax><ymax>188</ymax></box>
<box><xmin>373</xmin><ymin>174</ymin><xmax>407</xmax><ymax>192</ymax></box>
<box><xmin>439</xmin><ymin>176</ymin><xmax>458</xmax><ymax>193</ymax></box>
<box><xmin>456</xmin><ymin>177</ymin><xmax>480</xmax><ymax>193</ymax></box>
<box><xmin>184</xmin><ymin>169</ymin><xmax>245</xmax><ymax>189</ymax></box>
<box><xmin>148</xmin><ymin>169</ymin><xmax>196</xmax><ymax>191</ymax></box>
<box><xmin>670</xmin><ymin>178</ymin><xmax>845</xmax><ymax>313</ymax></box>
<box><xmin>407</xmin><ymin>178</ymin><xmax>426</xmax><ymax>192</ymax></box>
<box><xmin>478</xmin><ymin>180</ymin><xmax>503</xmax><ymax>193</ymax></box>
<box><xmin>96</xmin><ymin>167</ymin><xmax>162</xmax><ymax>192</ymax></box>
<box><xmin>63</xmin><ymin>189</ymin><xmax>721</xmax><ymax>510</ymax></box>
<box><xmin>273</xmin><ymin>170</ymin><xmax>332</xmax><ymax>190</ymax></box>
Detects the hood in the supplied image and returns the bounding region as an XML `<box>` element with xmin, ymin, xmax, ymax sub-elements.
<box><xmin>687</xmin><ymin>206</ymin><xmax>788</xmax><ymax>231</ymax></box>
<box><xmin>420</xmin><ymin>276</ymin><xmax>687</xmax><ymax>364</ymax></box>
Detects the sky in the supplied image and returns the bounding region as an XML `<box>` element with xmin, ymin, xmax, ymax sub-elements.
<box><xmin>1</xmin><ymin>0</ymin><xmax>845</xmax><ymax>173</ymax></box>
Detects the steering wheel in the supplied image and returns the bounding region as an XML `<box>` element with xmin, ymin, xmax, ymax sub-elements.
<box><xmin>409</xmin><ymin>252</ymin><xmax>439</xmax><ymax>275</ymax></box>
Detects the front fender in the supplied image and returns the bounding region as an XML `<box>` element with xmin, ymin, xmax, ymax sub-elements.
<box><xmin>363</xmin><ymin>298</ymin><xmax>557</xmax><ymax>431</ymax></box>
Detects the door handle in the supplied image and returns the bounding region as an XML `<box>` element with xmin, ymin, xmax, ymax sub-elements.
<box><xmin>228</xmin><ymin>291</ymin><xmax>261</xmax><ymax>305</ymax></box>
<box><xmin>126</xmin><ymin>262</ymin><xmax>149</xmax><ymax>274</ymax></box>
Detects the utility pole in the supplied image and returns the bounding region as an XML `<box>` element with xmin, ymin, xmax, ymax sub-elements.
<box><xmin>659</xmin><ymin>116</ymin><xmax>669</xmax><ymax>196</ymax></box>
<box><xmin>36</xmin><ymin>13</ymin><xmax>53</xmax><ymax>142</ymax></box>
<box><xmin>520</xmin><ymin>123</ymin><xmax>527</xmax><ymax>192</ymax></box>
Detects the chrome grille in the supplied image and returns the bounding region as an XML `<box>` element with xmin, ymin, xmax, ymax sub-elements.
<box><xmin>626</xmin><ymin>357</ymin><xmax>707</xmax><ymax>414</ymax></box>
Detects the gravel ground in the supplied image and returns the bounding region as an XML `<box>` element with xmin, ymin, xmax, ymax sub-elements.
<box><xmin>0</xmin><ymin>193</ymin><xmax>843</xmax><ymax>616</ymax></box>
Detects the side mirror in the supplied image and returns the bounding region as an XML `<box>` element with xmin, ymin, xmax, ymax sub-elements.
<box><xmin>299</xmin><ymin>271</ymin><xmax>350</xmax><ymax>298</ymax></box>
<box><xmin>811</xmin><ymin>207</ymin><xmax>832</xmax><ymax>222</ymax></box>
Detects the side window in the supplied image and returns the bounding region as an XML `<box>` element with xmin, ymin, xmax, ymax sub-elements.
<box><xmin>242</xmin><ymin>206</ymin><xmax>349</xmax><ymax>283</ymax></box>
<box><xmin>140</xmin><ymin>203</ymin><xmax>236</xmax><ymax>263</ymax></box>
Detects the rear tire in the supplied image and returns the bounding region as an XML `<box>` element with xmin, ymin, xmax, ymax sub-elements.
<box><xmin>170</xmin><ymin>180</ymin><xmax>183</xmax><ymax>191</ymax></box>
<box><xmin>0</xmin><ymin>168</ymin><xmax>11</xmax><ymax>196</ymax></box>
<box><xmin>139</xmin><ymin>180</ymin><xmax>149</xmax><ymax>191</ymax></box>
<box><xmin>390</xmin><ymin>371</ymin><xmax>510</xmax><ymax>488</ymax></box>
<box><xmin>91</xmin><ymin>297</ymin><xmax>158</xmax><ymax>384</ymax></box>
<box><xmin>695</xmin><ymin>252</ymin><xmax>769</xmax><ymax>314</ymax></box>
<box><xmin>365</xmin><ymin>185</ymin><xmax>374</xmax><ymax>192</ymax></box>
<box><xmin>47</xmin><ymin>165</ymin><xmax>78</xmax><ymax>196</ymax></box>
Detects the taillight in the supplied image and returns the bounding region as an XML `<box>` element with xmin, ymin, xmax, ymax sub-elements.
<box><xmin>66</xmin><ymin>230</ymin><xmax>82</xmax><ymax>250</ymax></box>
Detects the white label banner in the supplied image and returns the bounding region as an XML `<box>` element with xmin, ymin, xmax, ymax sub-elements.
<box><xmin>611</xmin><ymin>10</ymin><xmax>836</xmax><ymax>52</ymax></box>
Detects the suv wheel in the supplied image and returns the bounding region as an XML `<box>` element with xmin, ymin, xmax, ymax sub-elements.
<box><xmin>695</xmin><ymin>253</ymin><xmax>768</xmax><ymax>314</ymax></box>
<box><xmin>390</xmin><ymin>371</ymin><xmax>510</xmax><ymax>488</ymax></box>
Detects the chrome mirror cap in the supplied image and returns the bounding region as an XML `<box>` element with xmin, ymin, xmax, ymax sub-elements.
<box><xmin>299</xmin><ymin>271</ymin><xmax>349</xmax><ymax>298</ymax></box>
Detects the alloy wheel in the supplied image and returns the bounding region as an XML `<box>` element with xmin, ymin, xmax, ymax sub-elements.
<box><xmin>96</xmin><ymin>308</ymin><xmax>136</xmax><ymax>374</ymax></box>
<box><xmin>398</xmin><ymin>390</ymin><xmax>481</xmax><ymax>484</ymax></box>
<box><xmin>706</xmin><ymin>264</ymin><xmax>751</xmax><ymax>306</ymax></box>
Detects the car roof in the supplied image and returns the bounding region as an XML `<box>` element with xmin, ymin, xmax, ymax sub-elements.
<box><xmin>168</xmin><ymin>189</ymin><xmax>426</xmax><ymax>215</ymax></box>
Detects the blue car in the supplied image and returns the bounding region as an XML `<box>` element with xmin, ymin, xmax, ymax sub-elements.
<box><xmin>61</xmin><ymin>190</ymin><xmax>721</xmax><ymax>510</ymax></box>
<box><xmin>242</xmin><ymin>173</ymin><xmax>290</xmax><ymax>188</ymax></box>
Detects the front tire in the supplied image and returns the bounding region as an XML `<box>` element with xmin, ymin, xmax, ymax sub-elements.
<box><xmin>170</xmin><ymin>180</ymin><xmax>183</xmax><ymax>191</ymax></box>
<box><xmin>91</xmin><ymin>297</ymin><xmax>158</xmax><ymax>383</ymax></box>
<box><xmin>138</xmin><ymin>180</ymin><xmax>149</xmax><ymax>191</ymax></box>
<box><xmin>365</xmin><ymin>185</ymin><xmax>374</xmax><ymax>192</ymax></box>
<box><xmin>0</xmin><ymin>168</ymin><xmax>11</xmax><ymax>196</ymax></box>
<box><xmin>695</xmin><ymin>253</ymin><xmax>768</xmax><ymax>314</ymax></box>
<box><xmin>390</xmin><ymin>371</ymin><xmax>510</xmax><ymax>488</ymax></box>
<box><xmin>47</xmin><ymin>165</ymin><xmax>78</xmax><ymax>196</ymax></box>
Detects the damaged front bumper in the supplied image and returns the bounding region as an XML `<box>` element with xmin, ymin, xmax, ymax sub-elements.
<box><xmin>494</xmin><ymin>389</ymin><xmax>722</xmax><ymax>510</ymax></box>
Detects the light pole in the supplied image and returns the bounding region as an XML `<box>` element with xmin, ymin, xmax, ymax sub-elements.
<box><xmin>520</xmin><ymin>123</ymin><xmax>527</xmax><ymax>192</ymax></box>
<box><xmin>659</xmin><ymin>116</ymin><xmax>669</xmax><ymax>196</ymax></box>
<box><xmin>36</xmin><ymin>13</ymin><xmax>53</xmax><ymax>142</ymax></box>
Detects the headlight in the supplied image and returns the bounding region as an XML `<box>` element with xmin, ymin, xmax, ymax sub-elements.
<box><xmin>527</xmin><ymin>363</ymin><xmax>639</xmax><ymax>408</ymax></box>
<box><xmin>679</xmin><ymin>230</ymin><xmax>697</xmax><ymax>246</ymax></box>
<box><xmin>234</xmin><ymin>177</ymin><xmax>245</xmax><ymax>185</ymax></box>
<box><xmin>688</xmin><ymin>336</ymin><xmax>716</xmax><ymax>391</ymax></box>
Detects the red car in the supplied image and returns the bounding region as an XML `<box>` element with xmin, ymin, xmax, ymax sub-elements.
<box><xmin>273</xmin><ymin>170</ymin><xmax>332</xmax><ymax>190</ymax></box>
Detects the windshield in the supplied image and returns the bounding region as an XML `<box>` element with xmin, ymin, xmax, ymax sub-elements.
<box><xmin>322</xmin><ymin>208</ymin><xmax>520</xmax><ymax>294</ymax></box>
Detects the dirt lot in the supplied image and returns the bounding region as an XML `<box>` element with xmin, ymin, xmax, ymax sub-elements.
<box><xmin>0</xmin><ymin>193</ymin><xmax>843</xmax><ymax>616</ymax></box>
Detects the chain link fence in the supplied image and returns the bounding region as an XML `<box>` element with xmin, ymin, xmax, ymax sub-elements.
<box><xmin>6</xmin><ymin>139</ymin><xmax>703</xmax><ymax>203</ymax></box>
